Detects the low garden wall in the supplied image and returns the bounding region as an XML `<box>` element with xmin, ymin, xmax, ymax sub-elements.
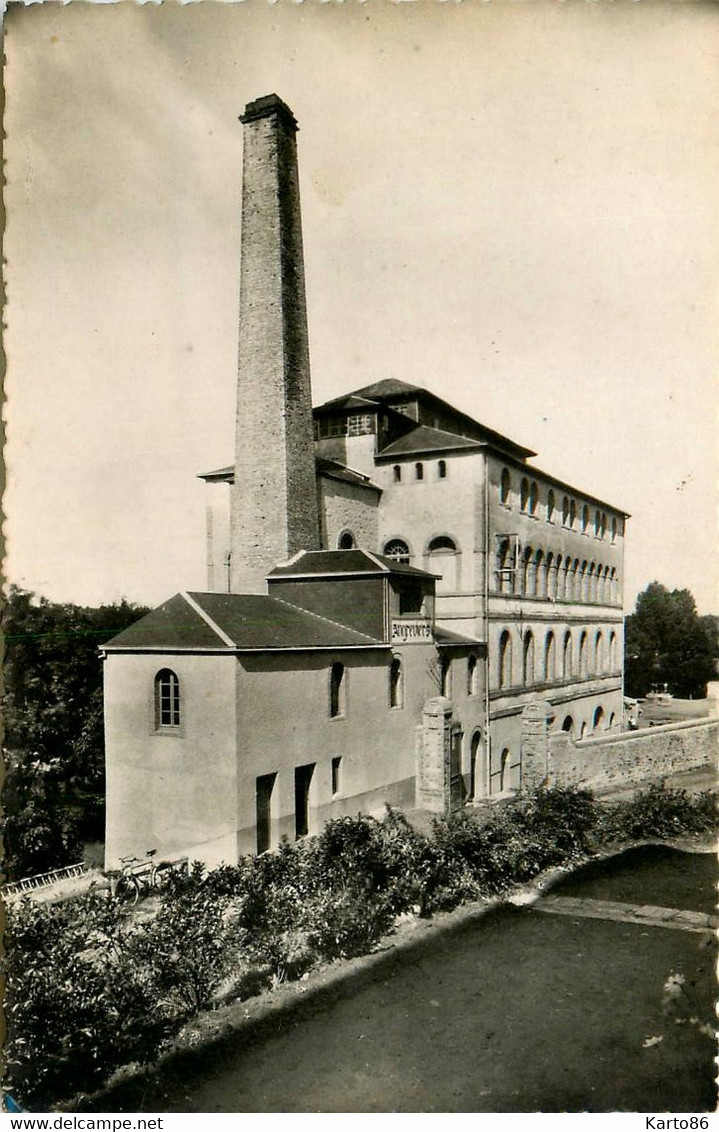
<box><xmin>522</xmin><ymin>702</ymin><xmax>717</xmax><ymax>794</ymax></box>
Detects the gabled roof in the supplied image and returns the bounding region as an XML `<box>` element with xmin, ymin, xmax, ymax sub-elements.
<box><xmin>103</xmin><ymin>591</ymin><xmax>385</xmax><ymax>652</ymax></box>
<box><xmin>268</xmin><ymin>548</ymin><xmax>438</xmax><ymax>580</ymax></box>
<box><xmin>376</xmin><ymin>424</ymin><xmax>482</xmax><ymax>459</ymax></box>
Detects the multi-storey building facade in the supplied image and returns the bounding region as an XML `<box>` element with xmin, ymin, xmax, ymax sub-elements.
<box><xmin>203</xmin><ymin>378</ymin><xmax>627</xmax><ymax>800</ymax></box>
<box><xmin>104</xmin><ymin>94</ymin><xmax>628</xmax><ymax>870</ymax></box>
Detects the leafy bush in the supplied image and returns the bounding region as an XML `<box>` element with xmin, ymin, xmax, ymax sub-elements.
<box><xmin>599</xmin><ymin>782</ymin><xmax>717</xmax><ymax>842</ymax></box>
<box><xmin>5</xmin><ymin>893</ymin><xmax>170</xmax><ymax>1109</ymax></box>
<box><xmin>5</xmin><ymin>785</ymin><xmax>716</xmax><ymax>1109</ymax></box>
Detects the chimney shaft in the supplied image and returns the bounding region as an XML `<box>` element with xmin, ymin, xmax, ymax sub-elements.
<box><xmin>230</xmin><ymin>94</ymin><xmax>320</xmax><ymax>593</ymax></box>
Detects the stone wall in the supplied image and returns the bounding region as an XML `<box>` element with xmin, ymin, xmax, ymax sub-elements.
<box><xmin>547</xmin><ymin>718</ymin><xmax>717</xmax><ymax>793</ymax></box>
<box><xmin>520</xmin><ymin>697</ymin><xmax>717</xmax><ymax>794</ymax></box>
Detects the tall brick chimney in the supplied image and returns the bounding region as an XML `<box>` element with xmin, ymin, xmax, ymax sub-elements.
<box><xmin>230</xmin><ymin>94</ymin><xmax>320</xmax><ymax>593</ymax></box>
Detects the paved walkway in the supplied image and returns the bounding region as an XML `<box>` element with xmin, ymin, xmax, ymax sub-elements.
<box><xmin>533</xmin><ymin>894</ymin><xmax>718</xmax><ymax>934</ymax></box>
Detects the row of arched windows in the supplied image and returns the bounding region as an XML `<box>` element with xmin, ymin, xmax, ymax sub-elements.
<box><xmin>559</xmin><ymin>705</ymin><xmax>617</xmax><ymax>739</ymax></box>
<box><xmin>393</xmin><ymin>460</ymin><xmax>447</xmax><ymax>484</ymax></box>
<box><xmin>499</xmin><ymin>468</ymin><xmax>620</xmax><ymax>543</ymax></box>
<box><xmin>497</xmin><ymin>627</ymin><xmax>618</xmax><ymax>689</ymax></box>
<box><xmin>495</xmin><ymin>541</ymin><xmax>620</xmax><ymax>605</ymax></box>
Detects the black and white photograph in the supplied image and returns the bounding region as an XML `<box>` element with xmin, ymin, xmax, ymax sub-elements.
<box><xmin>2</xmin><ymin>0</ymin><xmax>717</xmax><ymax>1117</ymax></box>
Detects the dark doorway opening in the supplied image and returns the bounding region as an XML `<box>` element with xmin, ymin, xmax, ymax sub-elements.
<box><xmin>295</xmin><ymin>763</ymin><xmax>315</xmax><ymax>839</ymax></box>
<box><xmin>256</xmin><ymin>772</ymin><xmax>276</xmax><ymax>855</ymax></box>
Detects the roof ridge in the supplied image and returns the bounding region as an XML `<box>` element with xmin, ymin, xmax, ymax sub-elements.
<box><xmin>181</xmin><ymin>592</ymin><xmax>235</xmax><ymax>647</ymax></box>
<box><xmin>270</xmin><ymin>594</ymin><xmax>383</xmax><ymax>644</ymax></box>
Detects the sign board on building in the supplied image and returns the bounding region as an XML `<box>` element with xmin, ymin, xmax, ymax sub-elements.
<box><xmin>391</xmin><ymin>618</ymin><xmax>433</xmax><ymax>644</ymax></box>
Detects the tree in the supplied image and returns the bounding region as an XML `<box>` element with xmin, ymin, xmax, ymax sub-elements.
<box><xmin>624</xmin><ymin>582</ymin><xmax>716</xmax><ymax>699</ymax></box>
<box><xmin>2</xmin><ymin>587</ymin><xmax>150</xmax><ymax>879</ymax></box>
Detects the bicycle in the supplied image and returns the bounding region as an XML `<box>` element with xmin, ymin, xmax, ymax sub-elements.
<box><xmin>113</xmin><ymin>849</ymin><xmax>189</xmax><ymax>905</ymax></box>
<box><xmin>114</xmin><ymin>848</ymin><xmax>159</xmax><ymax>905</ymax></box>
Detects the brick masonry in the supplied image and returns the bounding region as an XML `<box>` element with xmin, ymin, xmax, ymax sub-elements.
<box><xmin>231</xmin><ymin>95</ymin><xmax>320</xmax><ymax>593</ymax></box>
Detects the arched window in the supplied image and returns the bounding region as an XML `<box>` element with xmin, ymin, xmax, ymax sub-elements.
<box><xmin>383</xmin><ymin>539</ymin><xmax>411</xmax><ymax>565</ymax></box>
<box><xmin>594</xmin><ymin>510</ymin><xmax>601</xmax><ymax>537</ymax></box>
<box><xmin>496</xmin><ymin>538</ymin><xmax>514</xmax><ymax>594</ymax></box>
<box><xmin>609</xmin><ymin>711</ymin><xmax>616</xmax><ymax>729</ymax></box>
<box><xmin>562</xmin><ymin>715</ymin><xmax>573</xmax><ymax>735</ymax></box>
<box><xmin>523</xmin><ymin>630</ymin><xmax>535</xmax><ymax>684</ymax></box>
<box><xmin>595</xmin><ymin>631</ymin><xmax>604</xmax><ymax>672</ymax></box>
<box><xmin>337</xmin><ymin>530</ymin><xmax>356</xmax><ymax>550</ymax></box>
<box><xmin>547</xmin><ymin>489</ymin><xmax>555</xmax><ymax>523</ymax></box>
<box><xmin>562</xmin><ymin>495</ymin><xmax>570</xmax><ymax>526</ymax></box>
<box><xmin>579</xmin><ymin>631</ymin><xmax>588</xmax><ymax>676</ymax></box>
<box><xmin>389</xmin><ymin>656</ymin><xmax>404</xmax><ymax>709</ymax></box>
<box><xmin>529</xmin><ymin>481</ymin><xmax>539</xmax><ymax>515</ymax></box>
<box><xmin>393</xmin><ymin>465</ymin><xmax>402</xmax><ymax>484</ymax></box>
<box><xmin>555</xmin><ymin>554</ymin><xmax>564</xmax><ymax>600</ymax></box>
<box><xmin>437</xmin><ymin>460</ymin><xmax>447</xmax><ymax>480</ymax></box>
<box><xmin>593</xmin><ymin>706</ymin><xmax>604</xmax><ymax>732</ymax></box>
<box><xmin>467</xmin><ymin>654</ymin><xmax>479</xmax><ymax>696</ymax></box>
<box><xmin>563</xmin><ymin>558</ymin><xmax>572</xmax><ymax>601</ymax></box>
<box><xmin>563</xmin><ymin>631</ymin><xmax>573</xmax><ymax>679</ymax></box>
<box><xmin>611</xmin><ymin>517</ymin><xmax>618</xmax><ymax>543</ymax></box>
<box><xmin>329</xmin><ymin>662</ymin><xmax>346</xmax><ymax>718</ymax></box>
<box><xmin>544</xmin><ymin>631</ymin><xmax>556</xmax><ymax>681</ymax></box>
<box><xmin>520</xmin><ymin>478</ymin><xmax>529</xmax><ymax>512</ymax></box>
<box><xmin>545</xmin><ymin>552</ymin><xmax>555</xmax><ymax>600</ymax></box>
<box><xmin>569</xmin><ymin>499</ymin><xmax>577</xmax><ymax>529</ymax></box>
<box><xmin>609</xmin><ymin>631</ymin><xmax>617</xmax><ymax>669</ymax></box>
<box><xmin>581</xmin><ymin>505</ymin><xmax>589</xmax><ymax>534</ymax></box>
<box><xmin>601</xmin><ymin>512</ymin><xmax>607</xmax><ymax>539</ymax></box>
<box><xmin>427</xmin><ymin>536</ymin><xmax>459</xmax><ymax>594</ymax></box>
<box><xmin>579</xmin><ymin>561</ymin><xmax>588</xmax><ymax>603</ymax></box>
<box><xmin>610</xmin><ymin>567</ymin><xmax>618</xmax><ymax>603</ymax></box>
<box><xmin>499</xmin><ymin>630</ymin><xmax>512</xmax><ymax>689</ymax></box>
<box><xmin>415</xmin><ymin>462</ymin><xmax>424</xmax><ymax>481</ymax></box>
<box><xmin>500</xmin><ymin>468</ymin><xmax>511</xmax><ymax>505</ymax></box>
<box><xmin>580</xmin><ymin>722</ymin><xmax>588</xmax><ymax>739</ymax></box>
<box><xmin>535</xmin><ymin>549</ymin><xmax>546</xmax><ymax>598</ymax></box>
<box><xmin>522</xmin><ymin>546</ymin><xmax>533</xmax><ymax>595</ymax></box>
<box><xmin>155</xmin><ymin>669</ymin><xmax>180</xmax><ymax>729</ymax></box>
<box><xmin>499</xmin><ymin>749</ymin><xmax>511</xmax><ymax>792</ymax></box>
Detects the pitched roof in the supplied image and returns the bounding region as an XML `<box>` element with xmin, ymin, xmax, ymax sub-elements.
<box><xmin>434</xmin><ymin>626</ymin><xmax>483</xmax><ymax>647</ymax></box>
<box><xmin>315</xmin><ymin>457</ymin><xmax>381</xmax><ymax>492</ymax></box>
<box><xmin>376</xmin><ymin>424</ymin><xmax>482</xmax><ymax>458</ymax></box>
<box><xmin>268</xmin><ymin>548</ymin><xmax>438</xmax><ymax>580</ymax></box>
<box><xmin>312</xmin><ymin>379</ymin><xmax>535</xmax><ymax>460</ymax></box>
<box><xmin>198</xmin><ymin>457</ymin><xmax>380</xmax><ymax>493</ymax></box>
<box><xmin>103</xmin><ymin>591</ymin><xmax>385</xmax><ymax>652</ymax></box>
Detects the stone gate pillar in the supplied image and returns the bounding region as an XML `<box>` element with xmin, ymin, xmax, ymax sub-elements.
<box><xmin>520</xmin><ymin>698</ymin><xmax>553</xmax><ymax>792</ymax></box>
<box><xmin>415</xmin><ymin>696</ymin><xmax>454</xmax><ymax>814</ymax></box>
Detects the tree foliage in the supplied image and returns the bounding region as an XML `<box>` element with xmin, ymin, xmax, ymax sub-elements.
<box><xmin>624</xmin><ymin>582</ymin><xmax>716</xmax><ymax>699</ymax></box>
<box><xmin>2</xmin><ymin>586</ymin><xmax>149</xmax><ymax>880</ymax></box>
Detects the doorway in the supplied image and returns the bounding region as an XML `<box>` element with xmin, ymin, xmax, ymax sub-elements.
<box><xmin>256</xmin><ymin>772</ymin><xmax>276</xmax><ymax>855</ymax></box>
<box><xmin>469</xmin><ymin>729</ymin><xmax>482</xmax><ymax>800</ymax></box>
<box><xmin>294</xmin><ymin>763</ymin><xmax>315</xmax><ymax>839</ymax></box>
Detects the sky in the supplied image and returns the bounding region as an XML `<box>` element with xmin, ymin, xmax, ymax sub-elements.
<box><xmin>3</xmin><ymin>0</ymin><xmax>717</xmax><ymax>614</ymax></box>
